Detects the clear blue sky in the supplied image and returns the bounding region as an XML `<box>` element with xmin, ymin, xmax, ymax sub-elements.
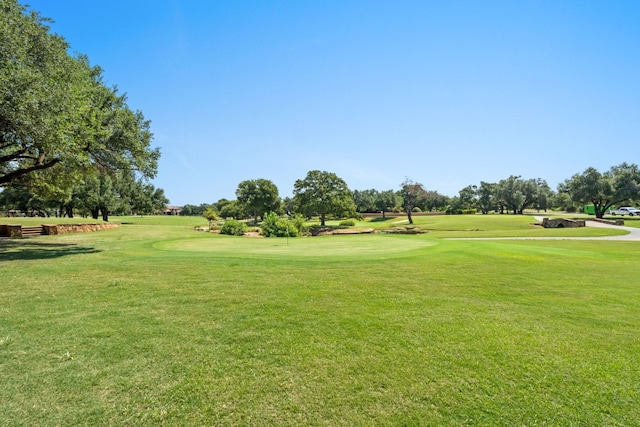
<box><xmin>26</xmin><ymin>0</ymin><xmax>640</xmax><ymax>206</ymax></box>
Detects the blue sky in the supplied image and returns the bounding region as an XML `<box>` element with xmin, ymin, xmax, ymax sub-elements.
<box><xmin>26</xmin><ymin>0</ymin><xmax>640</xmax><ymax>206</ymax></box>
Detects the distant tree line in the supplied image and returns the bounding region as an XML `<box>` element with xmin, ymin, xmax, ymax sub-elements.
<box><xmin>179</xmin><ymin>163</ymin><xmax>640</xmax><ymax>226</ymax></box>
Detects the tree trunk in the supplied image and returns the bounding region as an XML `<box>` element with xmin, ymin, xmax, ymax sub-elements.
<box><xmin>100</xmin><ymin>207</ymin><xmax>109</xmax><ymax>222</ymax></box>
<box><xmin>407</xmin><ymin>209</ymin><xmax>413</xmax><ymax>224</ymax></box>
<box><xmin>91</xmin><ymin>208</ymin><xmax>99</xmax><ymax>219</ymax></box>
<box><xmin>320</xmin><ymin>213</ymin><xmax>326</xmax><ymax>226</ymax></box>
<box><xmin>595</xmin><ymin>207</ymin><xmax>604</xmax><ymax>219</ymax></box>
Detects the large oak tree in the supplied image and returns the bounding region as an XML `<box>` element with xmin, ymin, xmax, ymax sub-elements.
<box><xmin>293</xmin><ymin>170</ymin><xmax>356</xmax><ymax>226</ymax></box>
<box><xmin>235</xmin><ymin>178</ymin><xmax>280</xmax><ymax>223</ymax></box>
<box><xmin>561</xmin><ymin>163</ymin><xmax>640</xmax><ymax>218</ymax></box>
<box><xmin>0</xmin><ymin>0</ymin><xmax>159</xmax><ymax>191</ymax></box>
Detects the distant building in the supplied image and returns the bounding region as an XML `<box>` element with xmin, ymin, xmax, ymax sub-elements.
<box><xmin>164</xmin><ymin>206</ymin><xmax>182</xmax><ymax>215</ymax></box>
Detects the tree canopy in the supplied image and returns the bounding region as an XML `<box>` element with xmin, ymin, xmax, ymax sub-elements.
<box><xmin>235</xmin><ymin>178</ymin><xmax>280</xmax><ymax>223</ymax></box>
<box><xmin>0</xmin><ymin>0</ymin><xmax>159</xmax><ymax>191</ymax></box>
<box><xmin>293</xmin><ymin>170</ymin><xmax>356</xmax><ymax>226</ymax></box>
<box><xmin>562</xmin><ymin>163</ymin><xmax>640</xmax><ymax>218</ymax></box>
<box><xmin>399</xmin><ymin>178</ymin><xmax>427</xmax><ymax>224</ymax></box>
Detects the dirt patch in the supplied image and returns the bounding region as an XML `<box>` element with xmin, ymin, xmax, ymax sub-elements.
<box><xmin>330</xmin><ymin>228</ymin><xmax>375</xmax><ymax>235</ymax></box>
<box><xmin>311</xmin><ymin>227</ymin><xmax>376</xmax><ymax>236</ymax></box>
<box><xmin>383</xmin><ymin>226</ymin><xmax>425</xmax><ymax>234</ymax></box>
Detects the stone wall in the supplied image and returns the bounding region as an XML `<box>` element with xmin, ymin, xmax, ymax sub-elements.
<box><xmin>0</xmin><ymin>224</ymin><xmax>22</xmax><ymax>237</ymax></box>
<box><xmin>591</xmin><ymin>218</ymin><xmax>624</xmax><ymax>226</ymax></box>
<box><xmin>42</xmin><ymin>223</ymin><xmax>121</xmax><ymax>235</ymax></box>
<box><xmin>1</xmin><ymin>223</ymin><xmax>121</xmax><ymax>237</ymax></box>
<box><xmin>542</xmin><ymin>218</ymin><xmax>585</xmax><ymax>228</ymax></box>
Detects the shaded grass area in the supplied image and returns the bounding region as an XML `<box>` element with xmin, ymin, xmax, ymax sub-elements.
<box><xmin>0</xmin><ymin>239</ymin><xmax>101</xmax><ymax>261</ymax></box>
<box><xmin>1</xmin><ymin>217</ymin><xmax>639</xmax><ymax>425</ymax></box>
<box><xmin>0</xmin><ymin>214</ymin><xmax>206</xmax><ymax>227</ymax></box>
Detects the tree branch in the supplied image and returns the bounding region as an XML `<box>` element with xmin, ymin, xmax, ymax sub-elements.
<box><xmin>0</xmin><ymin>158</ymin><xmax>61</xmax><ymax>185</ymax></box>
<box><xmin>0</xmin><ymin>147</ymin><xmax>29</xmax><ymax>164</ymax></box>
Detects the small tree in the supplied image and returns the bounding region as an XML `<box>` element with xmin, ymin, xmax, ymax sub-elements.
<box><xmin>203</xmin><ymin>207</ymin><xmax>218</xmax><ymax>229</ymax></box>
<box><xmin>400</xmin><ymin>178</ymin><xmax>427</xmax><ymax>224</ymax></box>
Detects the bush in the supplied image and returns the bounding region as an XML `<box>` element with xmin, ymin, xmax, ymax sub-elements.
<box><xmin>220</xmin><ymin>219</ymin><xmax>247</xmax><ymax>236</ymax></box>
<box><xmin>339</xmin><ymin>219</ymin><xmax>356</xmax><ymax>227</ymax></box>
<box><xmin>412</xmin><ymin>207</ymin><xmax>422</xmax><ymax>212</ymax></box>
<box><xmin>290</xmin><ymin>213</ymin><xmax>308</xmax><ymax>235</ymax></box>
<box><xmin>203</xmin><ymin>208</ymin><xmax>218</xmax><ymax>229</ymax></box>
<box><xmin>261</xmin><ymin>212</ymin><xmax>298</xmax><ymax>237</ymax></box>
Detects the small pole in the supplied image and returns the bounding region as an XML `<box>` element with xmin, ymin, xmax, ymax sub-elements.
<box><xmin>286</xmin><ymin>210</ymin><xmax>291</xmax><ymax>246</ymax></box>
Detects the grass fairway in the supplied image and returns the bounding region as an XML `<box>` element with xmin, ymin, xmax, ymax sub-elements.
<box><xmin>1</xmin><ymin>215</ymin><xmax>639</xmax><ymax>425</ymax></box>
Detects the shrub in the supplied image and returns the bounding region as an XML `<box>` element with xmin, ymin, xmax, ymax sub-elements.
<box><xmin>220</xmin><ymin>219</ymin><xmax>247</xmax><ymax>236</ymax></box>
<box><xmin>261</xmin><ymin>212</ymin><xmax>298</xmax><ymax>237</ymax></box>
<box><xmin>203</xmin><ymin>208</ymin><xmax>218</xmax><ymax>229</ymax></box>
<box><xmin>339</xmin><ymin>219</ymin><xmax>356</xmax><ymax>227</ymax></box>
<box><xmin>412</xmin><ymin>207</ymin><xmax>422</xmax><ymax>212</ymax></box>
<box><xmin>290</xmin><ymin>213</ymin><xmax>308</xmax><ymax>235</ymax></box>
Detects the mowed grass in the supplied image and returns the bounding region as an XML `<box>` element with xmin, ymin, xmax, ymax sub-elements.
<box><xmin>1</xmin><ymin>215</ymin><xmax>640</xmax><ymax>426</ymax></box>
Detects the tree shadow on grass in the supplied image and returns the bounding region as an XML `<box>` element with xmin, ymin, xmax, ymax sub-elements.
<box><xmin>0</xmin><ymin>239</ymin><xmax>101</xmax><ymax>261</ymax></box>
<box><xmin>368</xmin><ymin>217</ymin><xmax>397</xmax><ymax>223</ymax></box>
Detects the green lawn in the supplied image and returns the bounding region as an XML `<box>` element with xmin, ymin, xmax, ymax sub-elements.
<box><xmin>1</xmin><ymin>215</ymin><xmax>639</xmax><ymax>425</ymax></box>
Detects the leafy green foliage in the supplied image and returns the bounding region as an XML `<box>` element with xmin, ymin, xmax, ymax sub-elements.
<box><xmin>375</xmin><ymin>189</ymin><xmax>399</xmax><ymax>217</ymax></box>
<box><xmin>290</xmin><ymin>213</ymin><xmax>308</xmax><ymax>234</ymax></box>
<box><xmin>220</xmin><ymin>219</ymin><xmax>247</xmax><ymax>236</ymax></box>
<box><xmin>261</xmin><ymin>212</ymin><xmax>297</xmax><ymax>237</ymax></box>
<box><xmin>203</xmin><ymin>207</ymin><xmax>218</xmax><ymax>229</ymax></box>
<box><xmin>293</xmin><ymin>170</ymin><xmax>357</xmax><ymax>226</ymax></box>
<box><xmin>400</xmin><ymin>178</ymin><xmax>427</xmax><ymax>224</ymax></box>
<box><xmin>0</xmin><ymin>0</ymin><xmax>159</xmax><ymax>194</ymax></box>
<box><xmin>218</xmin><ymin>200</ymin><xmax>243</xmax><ymax>220</ymax></box>
<box><xmin>236</xmin><ymin>179</ymin><xmax>281</xmax><ymax>223</ymax></box>
<box><xmin>562</xmin><ymin>163</ymin><xmax>640</xmax><ymax>218</ymax></box>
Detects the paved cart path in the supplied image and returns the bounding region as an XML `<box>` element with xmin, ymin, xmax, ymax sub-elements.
<box><xmin>446</xmin><ymin>217</ymin><xmax>640</xmax><ymax>241</ymax></box>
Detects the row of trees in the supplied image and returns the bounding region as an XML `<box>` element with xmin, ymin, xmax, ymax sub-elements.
<box><xmin>182</xmin><ymin>163</ymin><xmax>640</xmax><ymax>227</ymax></box>
<box><xmin>450</xmin><ymin>163</ymin><xmax>640</xmax><ymax>219</ymax></box>
<box><xmin>0</xmin><ymin>0</ymin><xmax>162</xmax><ymax>220</ymax></box>
<box><xmin>0</xmin><ymin>170</ymin><xmax>168</xmax><ymax>220</ymax></box>
<box><xmin>185</xmin><ymin>172</ymin><xmax>358</xmax><ymax>227</ymax></box>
